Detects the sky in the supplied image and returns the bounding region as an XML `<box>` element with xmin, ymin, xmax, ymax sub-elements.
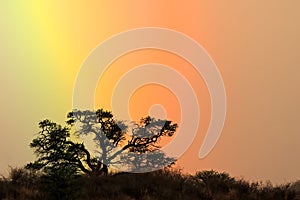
<box><xmin>0</xmin><ymin>1</ymin><xmax>299</xmax><ymax>183</ymax></box>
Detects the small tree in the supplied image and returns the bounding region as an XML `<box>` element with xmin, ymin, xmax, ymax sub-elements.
<box><xmin>27</xmin><ymin>108</ymin><xmax>178</xmax><ymax>176</ymax></box>
<box><xmin>195</xmin><ymin>170</ymin><xmax>235</xmax><ymax>197</ymax></box>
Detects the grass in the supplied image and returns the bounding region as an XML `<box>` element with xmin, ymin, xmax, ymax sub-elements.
<box><xmin>0</xmin><ymin>166</ymin><xmax>298</xmax><ymax>200</ymax></box>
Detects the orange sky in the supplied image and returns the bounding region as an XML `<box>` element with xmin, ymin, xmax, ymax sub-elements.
<box><xmin>0</xmin><ymin>1</ymin><xmax>299</xmax><ymax>183</ymax></box>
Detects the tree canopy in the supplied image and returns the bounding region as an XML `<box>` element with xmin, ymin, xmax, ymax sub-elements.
<box><xmin>27</xmin><ymin>108</ymin><xmax>178</xmax><ymax>176</ymax></box>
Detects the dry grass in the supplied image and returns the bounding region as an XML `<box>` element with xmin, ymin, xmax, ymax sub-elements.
<box><xmin>0</xmin><ymin>167</ymin><xmax>297</xmax><ymax>200</ymax></box>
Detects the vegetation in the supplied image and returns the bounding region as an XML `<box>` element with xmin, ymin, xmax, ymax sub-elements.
<box><xmin>0</xmin><ymin>167</ymin><xmax>298</xmax><ymax>200</ymax></box>
<box><xmin>0</xmin><ymin>108</ymin><xmax>298</xmax><ymax>199</ymax></box>
<box><xmin>26</xmin><ymin>109</ymin><xmax>178</xmax><ymax>176</ymax></box>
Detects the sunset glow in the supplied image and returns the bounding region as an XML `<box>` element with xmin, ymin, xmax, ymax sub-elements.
<box><xmin>0</xmin><ymin>1</ymin><xmax>299</xmax><ymax>183</ymax></box>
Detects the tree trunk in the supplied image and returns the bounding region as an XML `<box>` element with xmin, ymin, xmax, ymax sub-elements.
<box><xmin>99</xmin><ymin>164</ymin><xmax>108</xmax><ymax>176</ymax></box>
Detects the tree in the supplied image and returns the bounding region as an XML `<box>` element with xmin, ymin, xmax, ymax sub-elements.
<box><xmin>195</xmin><ymin>170</ymin><xmax>235</xmax><ymax>197</ymax></box>
<box><xmin>27</xmin><ymin>108</ymin><xmax>178</xmax><ymax>176</ymax></box>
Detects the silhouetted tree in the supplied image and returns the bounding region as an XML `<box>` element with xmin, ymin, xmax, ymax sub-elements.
<box><xmin>27</xmin><ymin>108</ymin><xmax>177</xmax><ymax>177</ymax></box>
<box><xmin>195</xmin><ymin>170</ymin><xmax>235</xmax><ymax>196</ymax></box>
